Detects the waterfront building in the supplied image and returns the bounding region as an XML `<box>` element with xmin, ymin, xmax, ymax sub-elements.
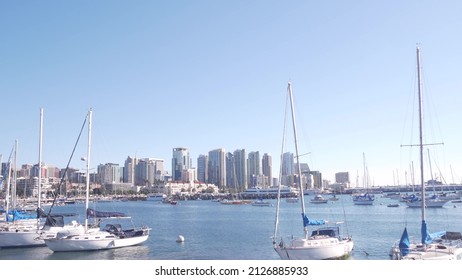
<box><xmin>97</xmin><ymin>163</ymin><xmax>121</xmax><ymax>185</ymax></box>
<box><xmin>335</xmin><ymin>172</ymin><xmax>350</xmax><ymax>184</ymax></box>
<box><xmin>208</xmin><ymin>148</ymin><xmax>226</xmax><ymax>187</ymax></box>
<box><xmin>225</xmin><ymin>152</ymin><xmax>235</xmax><ymax>188</ymax></box>
<box><xmin>181</xmin><ymin>168</ymin><xmax>196</xmax><ymax>183</ymax></box>
<box><xmin>281</xmin><ymin>152</ymin><xmax>294</xmax><ymax>186</ymax></box>
<box><xmin>247</xmin><ymin>151</ymin><xmax>261</xmax><ymax>188</ymax></box>
<box><xmin>135</xmin><ymin>158</ymin><xmax>163</xmax><ymax>186</ymax></box>
<box><xmin>172</xmin><ymin>147</ymin><xmax>191</xmax><ymax>181</ymax></box>
<box><xmin>197</xmin><ymin>154</ymin><xmax>208</xmax><ymax>183</ymax></box>
<box><xmin>164</xmin><ymin>181</ymin><xmax>219</xmax><ymax>196</ymax></box>
<box><xmin>310</xmin><ymin>170</ymin><xmax>323</xmax><ymax>190</ymax></box>
<box><xmin>262</xmin><ymin>153</ymin><xmax>272</xmax><ymax>188</ymax></box>
<box><xmin>123</xmin><ymin>156</ymin><xmax>137</xmax><ymax>185</ymax></box>
<box><xmin>233</xmin><ymin>149</ymin><xmax>247</xmax><ymax>189</ymax></box>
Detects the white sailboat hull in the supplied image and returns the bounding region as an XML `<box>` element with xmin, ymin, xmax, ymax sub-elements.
<box><xmin>112</xmin><ymin>234</ymin><xmax>150</xmax><ymax>248</ymax></box>
<box><xmin>0</xmin><ymin>230</ymin><xmax>44</xmax><ymax>248</ymax></box>
<box><xmin>391</xmin><ymin>242</ymin><xmax>462</xmax><ymax>260</ymax></box>
<box><xmin>406</xmin><ymin>199</ymin><xmax>447</xmax><ymax>208</ymax></box>
<box><xmin>45</xmin><ymin>233</ymin><xmax>115</xmax><ymax>252</ymax></box>
<box><xmin>274</xmin><ymin>237</ymin><xmax>354</xmax><ymax>260</ymax></box>
<box><xmin>44</xmin><ymin>228</ymin><xmax>150</xmax><ymax>252</ymax></box>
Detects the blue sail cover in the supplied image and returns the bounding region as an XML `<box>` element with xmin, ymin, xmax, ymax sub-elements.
<box><xmin>421</xmin><ymin>220</ymin><xmax>430</xmax><ymax>244</ymax></box>
<box><xmin>6</xmin><ymin>209</ymin><xmax>37</xmax><ymax>222</ymax></box>
<box><xmin>302</xmin><ymin>214</ymin><xmax>326</xmax><ymax>227</ymax></box>
<box><xmin>420</xmin><ymin>220</ymin><xmax>446</xmax><ymax>244</ymax></box>
<box><xmin>399</xmin><ymin>227</ymin><xmax>410</xmax><ymax>256</ymax></box>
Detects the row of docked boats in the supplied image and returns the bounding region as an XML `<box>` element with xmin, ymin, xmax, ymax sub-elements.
<box><xmin>0</xmin><ymin>109</ymin><xmax>150</xmax><ymax>252</ymax></box>
<box><xmin>382</xmin><ymin>191</ymin><xmax>462</xmax><ymax>208</ymax></box>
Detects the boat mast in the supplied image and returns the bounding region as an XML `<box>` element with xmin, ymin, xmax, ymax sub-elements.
<box><xmin>84</xmin><ymin>109</ymin><xmax>92</xmax><ymax>231</ymax></box>
<box><xmin>362</xmin><ymin>153</ymin><xmax>367</xmax><ymax>189</ymax></box>
<box><xmin>38</xmin><ymin>108</ymin><xmax>43</xmax><ymax>210</ymax></box>
<box><xmin>287</xmin><ymin>83</ymin><xmax>307</xmax><ymax>237</ymax></box>
<box><xmin>37</xmin><ymin>108</ymin><xmax>43</xmax><ymax>229</ymax></box>
<box><xmin>416</xmin><ymin>47</ymin><xmax>426</xmax><ymax>223</ymax></box>
<box><xmin>12</xmin><ymin>139</ymin><xmax>18</xmax><ymax>210</ymax></box>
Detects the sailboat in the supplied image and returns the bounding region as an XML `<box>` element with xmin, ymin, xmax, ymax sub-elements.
<box><xmin>390</xmin><ymin>46</ymin><xmax>462</xmax><ymax>260</ymax></box>
<box><xmin>44</xmin><ymin>109</ymin><xmax>150</xmax><ymax>252</ymax></box>
<box><xmin>352</xmin><ymin>153</ymin><xmax>375</xmax><ymax>205</ymax></box>
<box><xmin>0</xmin><ymin>109</ymin><xmax>87</xmax><ymax>248</ymax></box>
<box><xmin>404</xmin><ymin>150</ymin><xmax>447</xmax><ymax>208</ymax></box>
<box><xmin>0</xmin><ymin>139</ymin><xmax>45</xmax><ymax>248</ymax></box>
<box><xmin>272</xmin><ymin>82</ymin><xmax>354</xmax><ymax>260</ymax></box>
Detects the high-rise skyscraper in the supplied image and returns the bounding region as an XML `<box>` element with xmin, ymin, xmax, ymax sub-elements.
<box><xmin>97</xmin><ymin>163</ymin><xmax>121</xmax><ymax>184</ymax></box>
<box><xmin>134</xmin><ymin>158</ymin><xmax>164</xmax><ymax>185</ymax></box>
<box><xmin>197</xmin><ymin>154</ymin><xmax>208</xmax><ymax>183</ymax></box>
<box><xmin>262</xmin><ymin>153</ymin><xmax>272</xmax><ymax>187</ymax></box>
<box><xmin>226</xmin><ymin>152</ymin><xmax>235</xmax><ymax>188</ymax></box>
<box><xmin>282</xmin><ymin>152</ymin><xmax>294</xmax><ymax>176</ymax></box>
<box><xmin>233</xmin><ymin>149</ymin><xmax>247</xmax><ymax>189</ymax></box>
<box><xmin>247</xmin><ymin>151</ymin><xmax>261</xmax><ymax>188</ymax></box>
<box><xmin>124</xmin><ymin>156</ymin><xmax>137</xmax><ymax>185</ymax></box>
<box><xmin>208</xmin><ymin>148</ymin><xmax>226</xmax><ymax>187</ymax></box>
<box><xmin>282</xmin><ymin>152</ymin><xmax>294</xmax><ymax>186</ymax></box>
<box><xmin>172</xmin><ymin>147</ymin><xmax>190</xmax><ymax>181</ymax></box>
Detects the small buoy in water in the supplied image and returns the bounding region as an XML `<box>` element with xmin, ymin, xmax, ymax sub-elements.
<box><xmin>176</xmin><ymin>235</ymin><xmax>185</xmax><ymax>243</ymax></box>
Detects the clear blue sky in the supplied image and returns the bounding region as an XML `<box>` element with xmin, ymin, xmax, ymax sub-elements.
<box><xmin>2</xmin><ymin>1</ymin><xmax>462</xmax><ymax>186</ymax></box>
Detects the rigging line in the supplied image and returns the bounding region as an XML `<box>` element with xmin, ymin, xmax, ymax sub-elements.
<box><xmin>339</xmin><ymin>193</ymin><xmax>350</xmax><ymax>238</ymax></box>
<box><xmin>291</xmin><ymin>87</ymin><xmax>313</xmax><ymax>171</ymax></box>
<box><xmin>420</xmin><ymin>63</ymin><xmax>446</xmax><ymax>146</ymax></box>
<box><xmin>45</xmin><ymin>112</ymin><xmax>88</xmax><ymax>216</ymax></box>
<box><xmin>273</xmin><ymin>86</ymin><xmax>290</xmax><ymax>241</ymax></box>
<box><xmin>399</xmin><ymin>59</ymin><xmax>418</xmax><ymax>179</ymax></box>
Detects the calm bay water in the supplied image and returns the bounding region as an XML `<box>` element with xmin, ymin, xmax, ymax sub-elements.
<box><xmin>1</xmin><ymin>194</ymin><xmax>462</xmax><ymax>260</ymax></box>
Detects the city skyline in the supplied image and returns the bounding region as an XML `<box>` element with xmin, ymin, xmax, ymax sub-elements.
<box><xmin>2</xmin><ymin>146</ymin><xmax>324</xmax><ymax>187</ymax></box>
<box><xmin>2</xmin><ymin>1</ymin><xmax>462</xmax><ymax>187</ymax></box>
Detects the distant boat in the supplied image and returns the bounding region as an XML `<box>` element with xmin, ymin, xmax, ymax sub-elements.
<box><xmin>220</xmin><ymin>199</ymin><xmax>251</xmax><ymax>205</ymax></box>
<box><xmin>242</xmin><ymin>186</ymin><xmax>298</xmax><ymax>197</ymax></box>
<box><xmin>147</xmin><ymin>193</ymin><xmax>167</xmax><ymax>201</ymax></box>
<box><xmin>310</xmin><ymin>195</ymin><xmax>328</xmax><ymax>204</ymax></box>
<box><xmin>352</xmin><ymin>193</ymin><xmax>375</xmax><ymax>205</ymax></box>
<box><xmin>329</xmin><ymin>194</ymin><xmax>339</xmax><ymax>201</ymax></box>
<box><xmin>353</xmin><ymin>153</ymin><xmax>375</xmax><ymax>205</ymax></box>
<box><xmin>285</xmin><ymin>197</ymin><xmax>299</xmax><ymax>203</ymax></box>
<box><xmin>387</xmin><ymin>204</ymin><xmax>399</xmax><ymax>208</ymax></box>
<box><xmin>252</xmin><ymin>199</ymin><xmax>272</xmax><ymax>207</ymax></box>
<box><xmin>404</xmin><ymin>194</ymin><xmax>447</xmax><ymax>208</ymax></box>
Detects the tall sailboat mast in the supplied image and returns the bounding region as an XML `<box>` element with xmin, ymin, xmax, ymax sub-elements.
<box><xmin>416</xmin><ymin>47</ymin><xmax>426</xmax><ymax>226</ymax></box>
<box><xmin>287</xmin><ymin>83</ymin><xmax>307</xmax><ymax>237</ymax></box>
<box><xmin>13</xmin><ymin>139</ymin><xmax>18</xmax><ymax>209</ymax></box>
<box><xmin>38</xmin><ymin>108</ymin><xmax>43</xmax><ymax>210</ymax></box>
<box><xmin>84</xmin><ymin>109</ymin><xmax>92</xmax><ymax>231</ymax></box>
<box><xmin>37</xmin><ymin>108</ymin><xmax>43</xmax><ymax>230</ymax></box>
